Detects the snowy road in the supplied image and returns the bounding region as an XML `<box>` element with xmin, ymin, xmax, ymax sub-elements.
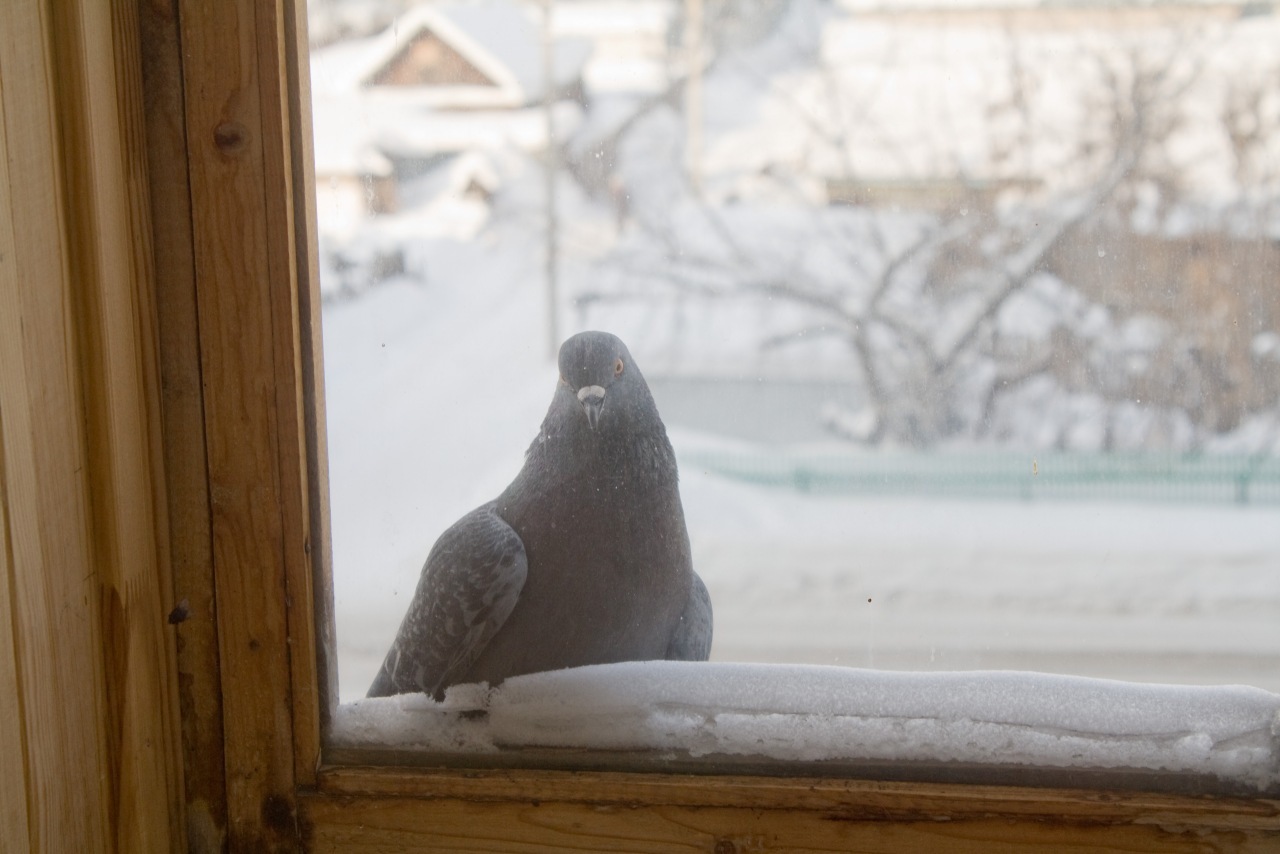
<box><xmin>335</xmin><ymin>475</ymin><xmax>1280</xmax><ymax>699</ymax></box>
<box><xmin>681</xmin><ymin>473</ymin><xmax>1280</xmax><ymax>692</ymax></box>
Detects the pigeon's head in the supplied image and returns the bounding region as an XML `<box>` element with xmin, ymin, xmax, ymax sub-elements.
<box><xmin>556</xmin><ymin>331</ymin><xmax>650</xmax><ymax>432</ymax></box>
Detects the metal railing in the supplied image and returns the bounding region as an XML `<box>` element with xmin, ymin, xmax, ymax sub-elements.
<box><xmin>679</xmin><ymin>450</ymin><xmax>1280</xmax><ymax>505</ymax></box>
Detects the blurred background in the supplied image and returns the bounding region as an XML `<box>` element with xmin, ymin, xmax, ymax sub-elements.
<box><xmin>307</xmin><ymin>0</ymin><xmax>1280</xmax><ymax>702</ymax></box>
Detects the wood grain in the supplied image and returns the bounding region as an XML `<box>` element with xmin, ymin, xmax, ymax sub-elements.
<box><xmin>314</xmin><ymin>767</ymin><xmax>1280</xmax><ymax>827</ymax></box>
<box><xmin>172</xmin><ymin>0</ymin><xmax>322</xmax><ymax>848</ymax></box>
<box><xmin>0</xmin><ymin>71</ymin><xmax>35</xmax><ymax>854</ymax></box>
<box><xmin>138</xmin><ymin>0</ymin><xmax>328</xmax><ymax>848</ymax></box>
<box><xmin>300</xmin><ymin>789</ymin><xmax>1280</xmax><ymax>853</ymax></box>
<box><xmin>138</xmin><ymin>0</ymin><xmax>230</xmax><ymax>848</ymax></box>
<box><xmin>282</xmin><ymin>0</ymin><xmax>336</xmax><ymax>786</ymax></box>
<box><xmin>0</xmin><ymin>1</ymin><xmax>114</xmax><ymax>850</ymax></box>
<box><xmin>0</xmin><ymin>0</ymin><xmax>185</xmax><ymax>850</ymax></box>
<box><xmin>251</xmin><ymin>0</ymin><xmax>327</xmax><ymax>792</ymax></box>
<box><xmin>48</xmin><ymin>0</ymin><xmax>184</xmax><ymax>848</ymax></box>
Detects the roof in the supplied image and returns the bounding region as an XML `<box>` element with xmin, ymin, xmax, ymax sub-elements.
<box><xmin>310</xmin><ymin>1</ymin><xmax>592</xmax><ymax>108</ymax></box>
<box><xmin>837</xmin><ymin>0</ymin><xmax>1260</xmax><ymax>10</ymax></box>
<box><xmin>551</xmin><ymin>0</ymin><xmax>676</xmax><ymax>36</ymax></box>
<box><xmin>310</xmin><ymin>94</ymin><xmax>395</xmax><ymax>177</ymax></box>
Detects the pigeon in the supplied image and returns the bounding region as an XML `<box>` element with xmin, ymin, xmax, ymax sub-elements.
<box><xmin>368</xmin><ymin>330</ymin><xmax>712</xmax><ymax>700</ymax></box>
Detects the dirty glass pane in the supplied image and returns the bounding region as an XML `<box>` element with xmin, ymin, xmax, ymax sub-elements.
<box><xmin>309</xmin><ymin>0</ymin><xmax>1280</xmax><ymax>718</ymax></box>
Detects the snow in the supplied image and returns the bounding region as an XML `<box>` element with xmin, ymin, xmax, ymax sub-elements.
<box><xmin>311</xmin><ymin>98</ymin><xmax>393</xmax><ymax>178</ymax></box>
<box><xmin>552</xmin><ymin>0</ymin><xmax>675</xmax><ymax>95</ymax></box>
<box><xmin>1253</xmin><ymin>332</ymin><xmax>1280</xmax><ymax>361</ymax></box>
<box><xmin>372</xmin><ymin>102</ymin><xmax>582</xmax><ymax>159</ymax></box>
<box><xmin>552</xmin><ymin>0</ymin><xmax>673</xmax><ymax>37</ymax></box>
<box><xmin>331</xmin><ymin>661</ymin><xmax>1280</xmax><ymax>792</ymax></box>
<box><xmin>309</xmin><ymin>29</ymin><xmax>392</xmax><ymax>95</ymax></box>
<box><xmin>996</xmin><ymin>274</ymin><xmax>1077</xmax><ymax>342</ymax></box>
<box><xmin>698</xmin><ymin>11</ymin><xmax>1280</xmax><ymax>202</ymax></box>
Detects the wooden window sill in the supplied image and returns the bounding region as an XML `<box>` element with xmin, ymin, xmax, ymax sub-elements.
<box><xmin>300</xmin><ymin>764</ymin><xmax>1280</xmax><ymax>852</ymax></box>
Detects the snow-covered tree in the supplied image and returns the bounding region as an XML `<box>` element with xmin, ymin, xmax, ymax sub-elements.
<box><xmin>577</xmin><ymin>3</ymin><xmax>1280</xmax><ymax>451</ymax></box>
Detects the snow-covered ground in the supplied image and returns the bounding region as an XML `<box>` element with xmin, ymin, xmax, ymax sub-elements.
<box><xmin>323</xmin><ymin>254</ymin><xmax>1280</xmax><ymax>703</ymax></box>
<box><xmin>333</xmin><ymin>663</ymin><xmax>1280</xmax><ymax>793</ymax></box>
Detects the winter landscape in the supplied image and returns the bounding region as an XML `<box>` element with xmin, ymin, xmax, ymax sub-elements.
<box><xmin>310</xmin><ymin>0</ymin><xmax>1280</xmax><ymax>774</ymax></box>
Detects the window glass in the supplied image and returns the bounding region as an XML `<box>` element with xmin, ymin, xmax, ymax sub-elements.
<box><xmin>308</xmin><ymin>0</ymin><xmax>1280</xmax><ymax>716</ymax></box>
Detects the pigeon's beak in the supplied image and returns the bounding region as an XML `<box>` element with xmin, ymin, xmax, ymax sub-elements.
<box><xmin>576</xmin><ymin>385</ymin><xmax>605</xmax><ymax>431</ymax></box>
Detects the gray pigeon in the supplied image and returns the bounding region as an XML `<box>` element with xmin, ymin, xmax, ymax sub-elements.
<box><xmin>369</xmin><ymin>330</ymin><xmax>712</xmax><ymax>700</ymax></box>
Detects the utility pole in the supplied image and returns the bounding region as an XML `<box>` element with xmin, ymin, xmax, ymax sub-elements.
<box><xmin>684</xmin><ymin>0</ymin><xmax>704</xmax><ymax>191</ymax></box>
<box><xmin>542</xmin><ymin>0</ymin><xmax>559</xmax><ymax>359</ymax></box>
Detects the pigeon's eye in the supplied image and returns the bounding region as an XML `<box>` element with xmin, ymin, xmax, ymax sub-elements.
<box><xmin>614</xmin><ymin>358</ymin><xmax>625</xmax><ymax>376</ymax></box>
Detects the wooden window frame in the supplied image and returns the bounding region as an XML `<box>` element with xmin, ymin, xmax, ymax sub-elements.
<box><xmin>4</xmin><ymin>0</ymin><xmax>1273</xmax><ymax>850</ymax></box>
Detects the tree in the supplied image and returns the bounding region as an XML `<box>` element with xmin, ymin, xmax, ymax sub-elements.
<box><xmin>577</xmin><ymin>6</ymin><xmax>1280</xmax><ymax>450</ymax></box>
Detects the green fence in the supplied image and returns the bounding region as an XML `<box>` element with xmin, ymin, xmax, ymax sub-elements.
<box><xmin>679</xmin><ymin>450</ymin><xmax>1280</xmax><ymax>505</ymax></box>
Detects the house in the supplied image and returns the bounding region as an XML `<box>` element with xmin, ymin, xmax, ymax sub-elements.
<box><xmin>551</xmin><ymin>0</ymin><xmax>678</xmax><ymax>95</ymax></box>
<box><xmin>310</xmin><ymin>0</ymin><xmax>592</xmax><ymax>224</ymax></box>
<box><xmin>698</xmin><ymin>0</ymin><xmax>1278</xmax><ymax>210</ymax></box>
<box><xmin>311</xmin><ymin>98</ymin><xmax>397</xmax><ymax>236</ymax></box>
<box><xmin>314</xmin><ymin>0</ymin><xmax>592</xmax><ymax>109</ymax></box>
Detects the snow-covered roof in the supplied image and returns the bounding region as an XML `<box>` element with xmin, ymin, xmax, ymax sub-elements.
<box><xmin>551</xmin><ymin>0</ymin><xmax>676</xmax><ymax>36</ymax></box>
<box><xmin>372</xmin><ymin>101</ymin><xmax>583</xmax><ymax>159</ymax></box>
<box><xmin>310</xmin><ymin>93</ymin><xmax>395</xmax><ymax>177</ymax></box>
<box><xmin>550</xmin><ymin>0</ymin><xmax>676</xmax><ymax>94</ymax></box>
<box><xmin>687</xmin><ymin>6</ymin><xmax>1280</xmax><ymax>198</ymax></box>
<box><xmin>310</xmin><ymin>1</ymin><xmax>592</xmax><ymax>108</ymax></box>
<box><xmin>838</xmin><ymin>0</ymin><xmax>1257</xmax><ymax>10</ymax></box>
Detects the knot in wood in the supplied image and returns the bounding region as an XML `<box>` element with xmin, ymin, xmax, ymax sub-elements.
<box><xmin>714</xmin><ymin>840</ymin><xmax>737</xmax><ymax>854</ymax></box>
<box><xmin>213</xmin><ymin>120</ymin><xmax>249</xmax><ymax>154</ymax></box>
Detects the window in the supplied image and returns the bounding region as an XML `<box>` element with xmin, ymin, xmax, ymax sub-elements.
<box><xmin>313</xmin><ymin>0</ymin><xmax>1278</xmax><ymax>789</ymax></box>
<box><xmin>28</xmin><ymin>0</ymin><xmax>1262</xmax><ymax>849</ymax></box>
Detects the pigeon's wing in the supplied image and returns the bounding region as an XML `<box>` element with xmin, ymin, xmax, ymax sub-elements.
<box><xmin>368</xmin><ymin>503</ymin><xmax>527</xmax><ymax>700</ymax></box>
<box><xmin>665</xmin><ymin>571</ymin><xmax>713</xmax><ymax>661</ymax></box>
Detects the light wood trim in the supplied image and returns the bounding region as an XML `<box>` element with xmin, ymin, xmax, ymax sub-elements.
<box><xmin>279</xmin><ymin>0</ymin><xmax>334</xmax><ymax>788</ymax></box>
<box><xmin>2</xmin><ymin>1</ymin><xmax>111</xmax><ymax>849</ymax></box>
<box><xmin>313</xmin><ymin>766</ymin><xmax>1280</xmax><ymax>823</ymax></box>
<box><xmin>146</xmin><ymin>0</ymin><xmax>326</xmax><ymax>848</ymax></box>
<box><xmin>50</xmin><ymin>0</ymin><xmax>185</xmax><ymax>848</ymax></box>
<box><xmin>304</xmin><ymin>800</ymin><xmax>1277</xmax><ymax>854</ymax></box>
<box><xmin>137</xmin><ymin>0</ymin><xmax>230</xmax><ymax>847</ymax></box>
<box><xmin>0</xmin><ymin>0</ymin><xmax>181</xmax><ymax>850</ymax></box>
<box><xmin>300</xmin><ymin>771</ymin><xmax>1280</xmax><ymax>852</ymax></box>
<box><xmin>0</xmin><ymin>102</ymin><xmax>35</xmax><ymax>854</ymax></box>
<box><xmin>0</xmin><ymin>6</ymin><xmax>112</xmax><ymax>848</ymax></box>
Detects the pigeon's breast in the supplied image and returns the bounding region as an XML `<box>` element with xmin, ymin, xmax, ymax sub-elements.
<box><xmin>472</xmin><ymin>459</ymin><xmax>693</xmax><ymax>681</ymax></box>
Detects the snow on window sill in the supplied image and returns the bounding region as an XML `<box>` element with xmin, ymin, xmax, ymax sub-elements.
<box><xmin>330</xmin><ymin>661</ymin><xmax>1280</xmax><ymax>795</ymax></box>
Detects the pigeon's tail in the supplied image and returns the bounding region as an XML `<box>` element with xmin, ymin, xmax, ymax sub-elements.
<box><xmin>665</xmin><ymin>572</ymin><xmax>713</xmax><ymax>662</ymax></box>
<box><xmin>367</xmin><ymin>645</ymin><xmax>448</xmax><ymax>700</ymax></box>
<box><xmin>367</xmin><ymin>649</ymin><xmax>398</xmax><ymax>698</ymax></box>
